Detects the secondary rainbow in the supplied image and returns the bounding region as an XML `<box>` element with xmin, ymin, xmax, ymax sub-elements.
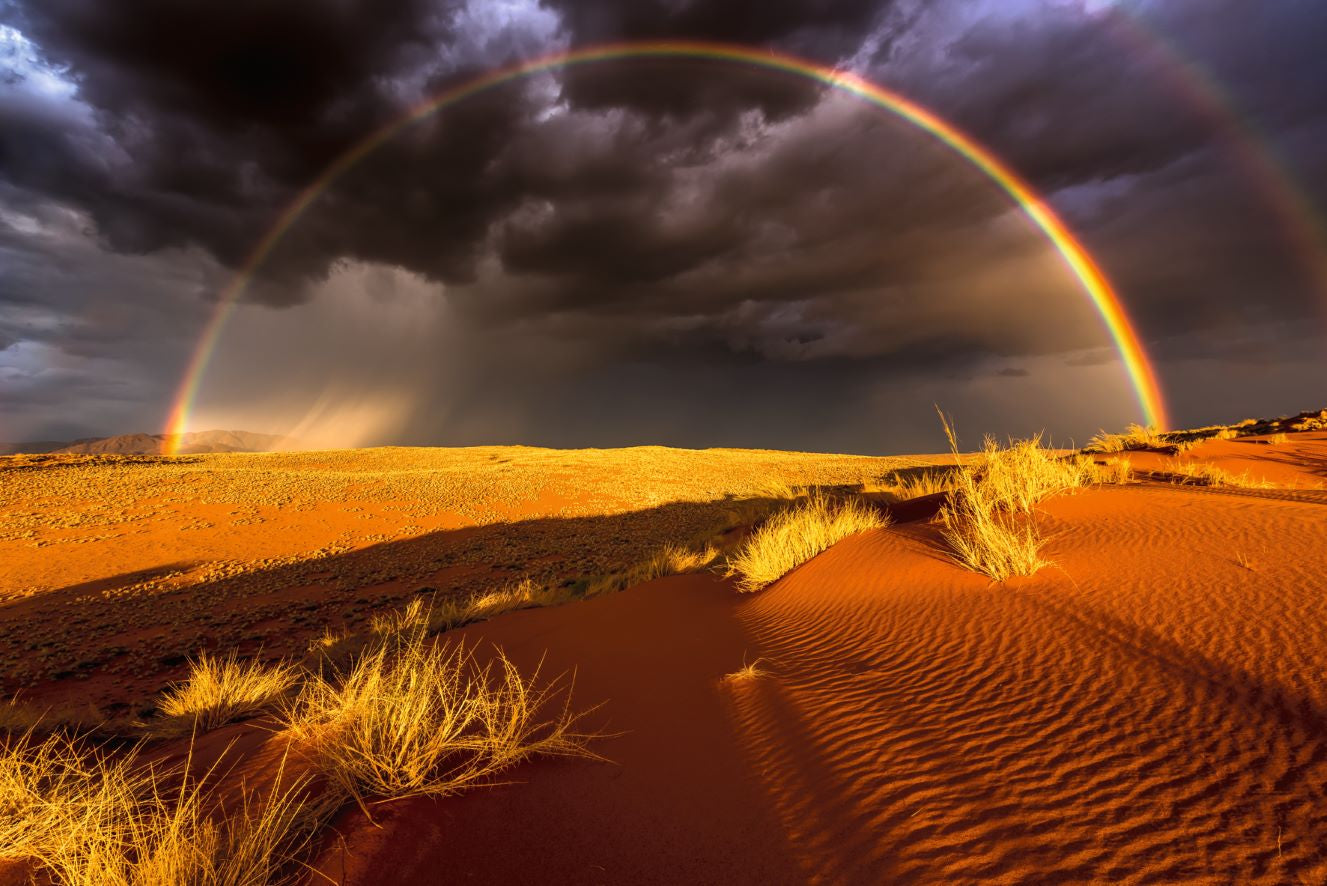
<box><xmin>1100</xmin><ymin>10</ymin><xmax>1327</xmax><ymax>313</ymax></box>
<box><xmin>164</xmin><ymin>40</ymin><xmax>1170</xmax><ymax>453</ymax></box>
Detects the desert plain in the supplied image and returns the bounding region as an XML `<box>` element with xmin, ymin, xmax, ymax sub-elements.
<box><xmin>2</xmin><ymin>410</ymin><xmax>1327</xmax><ymax>884</ymax></box>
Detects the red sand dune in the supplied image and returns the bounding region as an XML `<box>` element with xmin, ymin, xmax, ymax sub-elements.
<box><xmin>310</xmin><ymin>433</ymin><xmax>1327</xmax><ymax>884</ymax></box>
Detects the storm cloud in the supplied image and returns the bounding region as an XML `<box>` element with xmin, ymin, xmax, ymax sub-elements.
<box><xmin>1</xmin><ymin>0</ymin><xmax>1324</xmax><ymax>448</ymax></box>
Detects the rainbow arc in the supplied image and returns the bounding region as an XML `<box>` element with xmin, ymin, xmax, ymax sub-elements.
<box><xmin>164</xmin><ymin>41</ymin><xmax>1170</xmax><ymax>453</ymax></box>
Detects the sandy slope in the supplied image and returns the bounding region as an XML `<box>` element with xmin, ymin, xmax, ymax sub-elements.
<box><xmin>310</xmin><ymin>434</ymin><xmax>1327</xmax><ymax>884</ymax></box>
<box><xmin>0</xmin><ymin>445</ymin><xmax>931</xmax><ymax>717</ymax></box>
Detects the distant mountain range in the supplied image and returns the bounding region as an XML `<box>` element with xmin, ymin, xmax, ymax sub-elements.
<box><xmin>0</xmin><ymin>430</ymin><xmax>295</xmax><ymax>455</ymax></box>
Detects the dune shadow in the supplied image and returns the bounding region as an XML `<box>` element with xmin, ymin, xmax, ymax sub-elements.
<box><xmin>0</xmin><ymin>491</ymin><xmax>824</xmax><ymax>711</ymax></box>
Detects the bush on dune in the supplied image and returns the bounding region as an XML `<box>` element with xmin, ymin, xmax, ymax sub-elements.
<box><xmin>871</xmin><ymin>468</ymin><xmax>961</xmax><ymax>501</ymax></box>
<box><xmin>282</xmin><ymin>631</ymin><xmax>599</xmax><ymax>804</ymax></box>
<box><xmin>937</xmin><ymin>415</ymin><xmax>1130</xmax><ymax>582</ymax></box>
<box><xmin>938</xmin><ymin>469</ymin><xmax>1049</xmax><ymax>582</ymax></box>
<box><xmin>726</xmin><ymin>493</ymin><xmax>890</xmax><ymax>593</ymax></box>
<box><xmin>0</xmin><ymin>732</ymin><xmax>329</xmax><ymax>885</ymax></box>
<box><xmin>156</xmin><ymin>651</ymin><xmax>299</xmax><ymax>733</ymax></box>
<box><xmin>1086</xmin><ymin>423</ymin><xmax>1165</xmax><ymax>453</ymax></box>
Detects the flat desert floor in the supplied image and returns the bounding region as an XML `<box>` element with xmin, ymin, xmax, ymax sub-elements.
<box><xmin>3</xmin><ymin>428</ymin><xmax>1327</xmax><ymax>883</ymax></box>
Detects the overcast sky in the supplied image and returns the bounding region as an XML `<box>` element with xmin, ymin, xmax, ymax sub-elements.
<box><xmin>1</xmin><ymin>0</ymin><xmax>1324</xmax><ymax>452</ymax></box>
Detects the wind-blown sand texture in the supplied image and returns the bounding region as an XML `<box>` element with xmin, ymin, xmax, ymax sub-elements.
<box><xmin>3</xmin><ymin>431</ymin><xmax>1326</xmax><ymax>883</ymax></box>
<box><xmin>308</xmin><ymin>432</ymin><xmax>1327</xmax><ymax>884</ymax></box>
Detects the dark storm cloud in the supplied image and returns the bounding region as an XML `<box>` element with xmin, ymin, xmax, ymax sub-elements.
<box><xmin>0</xmin><ymin>0</ymin><xmax>911</xmax><ymax>300</ymax></box>
<box><xmin>543</xmin><ymin>0</ymin><xmax>902</xmax><ymax>120</ymax></box>
<box><xmin>1</xmin><ymin>0</ymin><xmax>1326</xmax><ymax>446</ymax></box>
<box><xmin>1</xmin><ymin>0</ymin><xmax>471</xmax><ymax>285</ymax></box>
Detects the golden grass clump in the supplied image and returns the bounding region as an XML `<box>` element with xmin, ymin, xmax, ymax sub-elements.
<box><xmin>647</xmin><ymin>542</ymin><xmax>720</xmax><ymax>577</ymax></box>
<box><xmin>370</xmin><ymin>580</ymin><xmax>567</xmax><ymax>644</ymax></box>
<box><xmin>972</xmin><ymin>434</ymin><xmax>1105</xmax><ymax>512</ymax></box>
<box><xmin>282</xmin><ymin>632</ymin><xmax>598</xmax><ymax>803</ymax></box>
<box><xmin>722</xmin><ymin>658</ymin><xmax>769</xmax><ymax>684</ymax></box>
<box><xmin>874</xmin><ymin>468</ymin><xmax>960</xmax><ymax>501</ymax></box>
<box><xmin>726</xmin><ymin>493</ymin><xmax>889</xmax><ymax>593</ymax></box>
<box><xmin>1154</xmin><ymin>462</ymin><xmax>1275</xmax><ymax>489</ymax></box>
<box><xmin>0</xmin><ymin>733</ymin><xmax>327</xmax><ymax>885</ymax></box>
<box><xmin>1089</xmin><ymin>456</ymin><xmax>1133</xmax><ymax>485</ymax></box>
<box><xmin>1086</xmin><ymin>423</ymin><xmax>1165</xmax><ymax>453</ymax></box>
<box><xmin>934</xmin><ymin>415</ymin><xmax>1114</xmax><ymax>582</ymax></box>
<box><xmin>156</xmin><ymin>651</ymin><xmax>299</xmax><ymax>732</ymax></box>
<box><xmin>934</xmin><ymin>418</ymin><xmax>1136</xmax><ymax>581</ymax></box>
<box><xmin>938</xmin><ymin>475</ymin><xmax>1049</xmax><ymax>582</ymax></box>
<box><xmin>578</xmin><ymin>541</ymin><xmax>725</xmax><ymax>598</ymax></box>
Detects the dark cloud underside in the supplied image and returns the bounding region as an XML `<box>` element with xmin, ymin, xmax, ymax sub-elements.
<box><xmin>1</xmin><ymin>0</ymin><xmax>1324</xmax><ymax>445</ymax></box>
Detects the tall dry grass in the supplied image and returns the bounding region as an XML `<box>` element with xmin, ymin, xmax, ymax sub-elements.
<box><xmin>936</xmin><ymin>415</ymin><xmax>1129</xmax><ymax>581</ymax></box>
<box><xmin>283</xmin><ymin>632</ymin><xmax>598</xmax><ymax>804</ymax></box>
<box><xmin>156</xmin><ymin>652</ymin><xmax>299</xmax><ymax>732</ymax></box>
<box><xmin>1086</xmin><ymin>423</ymin><xmax>1166</xmax><ymax>453</ymax></box>
<box><xmin>938</xmin><ymin>485</ymin><xmax>1047</xmax><ymax>582</ymax></box>
<box><xmin>726</xmin><ymin>493</ymin><xmax>889</xmax><ymax>593</ymax></box>
<box><xmin>0</xmin><ymin>732</ymin><xmax>329</xmax><ymax>884</ymax></box>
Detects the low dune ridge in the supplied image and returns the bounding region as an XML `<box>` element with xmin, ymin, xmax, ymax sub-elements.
<box><xmin>0</xmin><ymin>444</ymin><xmax>938</xmax><ymax>720</ymax></box>
<box><xmin>2</xmin><ymin>421</ymin><xmax>1327</xmax><ymax>883</ymax></box>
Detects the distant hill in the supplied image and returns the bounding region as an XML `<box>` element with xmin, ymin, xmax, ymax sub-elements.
<box><xmin>1</xmin><ymin>430</ymin><xmax>295</xmax><ymax>455</ymax></box>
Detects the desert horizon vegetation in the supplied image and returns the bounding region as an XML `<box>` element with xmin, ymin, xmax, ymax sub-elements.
<box><xmin>1</xmin><ymin>407</ymin><xmax>1325</xmax><ymax>881</ymax></box>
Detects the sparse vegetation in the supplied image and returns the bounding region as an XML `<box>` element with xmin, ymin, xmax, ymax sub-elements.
<box><xmin>727</xmin><ymin>493</ymin><xmax>889</xmax><ymax>593</ymax></box>
<box><xmin>935</xmin><ymin>415</ymin><xmax>1129</xmax><ymax>582</ymax></box>
<box><xmin>1087</xmin><ymin>423</ymin><xmax>1165</xmax><ymax>454</ymax></box>
<box><xmin>939</xmin><ymin>480</ymin><xmax>1049</xmax><ymax>582</ymax></box>
<box><xmin>1147</xmin><ymin>462</ymin><xmax>1275</xmax><ymax>489</ymax></box>
<box><xmin>366</xmin><ymin>580</ymin><xmax>568</xmax><ymax>645</ymax></box>
<box><xmin>156</xmin><ymin>651</ymin><xmax>299</xmax><ymax>732</ymax></box>
<box><xmin>0</xmin><ymin>733</ymin><xmax>330</xmax><ymax>885</ymax></box>
<box><xmin>3</xmin><ymin>445</ymin><xmax>944</xmax><ymax>711</ymax></box>
<box><xmin>1085</xmin><ymin>408</ymin><xmax>1327</xmax><ymax>456</ymax></box>
<box><xmin>723</xmin><ymin>658</ymin><xmax>769</xmax><ymax>683</ymax></box>
<box><xmin>282</xmin><ymin>632</ymin><xmax>598</xmax><ymax>803</ymax></box>
<box><xmin>873</xmin><ymin>467</ymin><xmax>961</xmax><ymax>501</ymax></box>
<box><xmin>647</xmin><ymin>542</ymin><xmax>721</xmax><ymax>577</ymax></box>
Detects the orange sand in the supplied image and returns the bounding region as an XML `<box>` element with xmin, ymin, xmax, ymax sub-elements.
<box><xmin>4</xmin><ymin>435</ymin><xmax>1326</xmax><ymax>882</ymax></box>
<box><xmin>309</xmin><ymin>434</ymin><xmax>1327</xmax><ymax>883</ymax></box>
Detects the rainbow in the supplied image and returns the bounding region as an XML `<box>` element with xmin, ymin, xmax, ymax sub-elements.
<box><xmin>164</xmin><ymin>40</ymin><xmax>1169</xmax><ymax>453</ymax></box>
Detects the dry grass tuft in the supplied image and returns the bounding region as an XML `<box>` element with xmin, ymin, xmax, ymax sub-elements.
<box><xmin>726</xmin><ymin>493</ymin><xmax>889</xmax><ymax>593</ymax></box>
<box><xmin>972</xmin><ymin>434</ymin><xmax>1107</xmax><ymax>512</ymax></box>
<box><xmin>1089</xmin><ymin>456</ymin><xmax>1133</xmax><ymax>485</ymax></box>
<box><xmin>938</xmin><ymin>478</ymin><xmax>1049</xmax><ymax>582</ymax></box>
<box><xmin>1152</xmin><ymin>462</ymin><xmax>1275</xmax><ymax>489</ymax></box>
<box><xmin>934</xmin><ymin>414</ymin><xmax>1115</xmax><ymax>581</ymax></box>
<box><xmin>1086</xmin><ymin>423</ymin><xmax>1165</xmax><ymax>453</ymax></box>
<box><xmin>647</xmin><ymin>542</ymin><xmax>720</xmax><ymax>577</ymax></box>
<box><xmin>722</xmin><ymin>658</ymin><xmax>769</xmax><ymax>683</ymax></box>
<box><xmin>0</xmin><ymin>733</ymin><xmax>329</xmax><ymax>884</ymax></box>
<box><xmin>282</xmin><ymin>632</ymin><xmax>599</xmax><ymax>803</ymax></box>
<box><xmin>365</xmin><ymin>580</ymin><xmax>569</xmax><ymax>648</ymax></box>
<box><xmin>156</xmin><ymin>652</ymin><xmax>299</xmax><ymax>733</ymax></box>
<box><xmin>578</xmin><ymin>540</ymin><xmax>726</xmax><ymax>598</ymax></box>
<box><xmin>874</xmin><ymin>468</ymin><xmax>961</xmax><ymax>501</ymax></box>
